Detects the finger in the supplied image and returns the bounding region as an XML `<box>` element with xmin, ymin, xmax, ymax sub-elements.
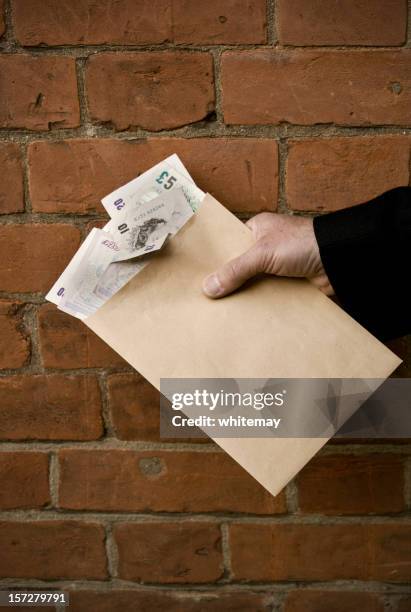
<box><xmin>202</xmin><ymin>245</ymin><xmax>264</xmax><ymax>299</ymax></box>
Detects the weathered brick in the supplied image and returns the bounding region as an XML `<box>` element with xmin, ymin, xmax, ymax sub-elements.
<box><xmin>114</xmin><ymin>522</ymin><xmax>223</xmax><ymax>583</ymax></box>
<box><xmin>398</xmin><ymin>596</ymin><xmax>411</xmax><ymax>612</ymax></box>
<box><xmin>28</xmin><ymin>138</ymin><xmax>277</xmax><ymax>214</ymax></box>
<box><xmin>172</xmin><ymin>0</ymin><xmax>267</xmax><ymax>44</ymax></box>
<box><xmin>0</xmin><ymin>223</ymin><xmax>80</xmax><ymax>292</ymax></box>
<box><xmin>277</xmin><ymin>0</ymin><xmax>406</xmax><ymax>46</ymax></box>
<box><xmin>69</xmin><ymin>589</ymin><xmax>272</xmax><ymax>612</ymax></box>
<box><xmin>0</xmin><ymin>521</ymin><xmax>107</xmax><ymax>579</ymax></box>
<box><xmin>58</xmin><ymin>449</ymin><xmax>286</xmax><ymax>514</ymax></box>
<box><xmin>38</xmin><ymin>303</ymin><xmax>126</xmax><ymax>369</ymax></box>
<box><xmin>0</xmin><ymin>55</ymin><xmax>79</xmax><ymax>130</ymax></box>
<box><xmin>222</xmin><ymin>50</ymin><xmax>411</xmax><ymax>126</ymax></box>
<box><xmin>284</xmin><ymin>590</ymin><xmax>384</xmax><ymax>612</ymax></box>
<box><xmin>13</xmin><ymin>0</ymin><xmax>170</xmax><ymax>45</ymax></box>
<box><xmin>107</xmin><ymin>372</ymin><xmax>202</xmax><ymax>443</ymax></box>
<box><xmin>13</xmin><ymin>0</ymin><xmax>267</xmax><ymax>46</ymax></box>
<box><xmin>107</xmin><ymin>373</ymin><xmax>208</xmax><ymax>443</ymax></box>
<box><xmin>108</xmin><ymin>373</ymin><xmax>166</xmax><ymax>441</ymax></box>
<box><xmin>0</xmin><ymin>375</ymin><xmax>103</xmax><ymax>440</ymax></box>
<box><xmin>0</xmin><ymin>301</ymin><xmax>30</xmax><ymax>369</ymax></box>
<box><xmin>297</xmin><ymin>454</ymin><xmax>405</xmax><ymax>515</ymax></box>
<box><xmin>286</xmin><ymin>137</ymin><xmax>410</xmax><ymax>212</ymax></box>
<box><xmin>230</xmin><ymin>523</ymin><xmax>411</xmax><ymax>581</ymax></box>
<box><xmin>86</xmin><ymin>52</ymin><xmax>215</xmax><ymax>131</ymax></box>
<box><xmin>0</xmin><ymin>142</ymin><xmax>24</xmax><ymax>213</ymax></box>
<box><xmin>0</xmin><ymin>452</ymin><xmax>50</xmax><ymax>510</ymax></box>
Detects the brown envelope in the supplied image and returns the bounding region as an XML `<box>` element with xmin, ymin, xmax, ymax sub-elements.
<box><xmin>86</xmin><ymin>194</ymin><xmax>400</xmax><ymax>496</ymax></box>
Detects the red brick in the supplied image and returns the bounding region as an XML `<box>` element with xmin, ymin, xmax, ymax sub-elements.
<box><xmin>69</xmin><ymin>590</ymin><xmax>272</xmax><ymax>612</ymax></box>
<box><xmin>222</xmin><ymin>50</ymin><xmax>411</xmax><ymax>126</ymax></box>
<box><xmin>0</xmin><ymin>301</ymin><xmax>30</xmax><ymax>369</ymax></box>
<box><xmin>114</xmin><ymin>522</ymin><xmax>223</xmax><ymax>583</ymax></box>
<box><xmin>284</xmin><ymin>590</ymin><xmax>384</xmax><ymax>612</ymax></box>
<box><xmin>86</xmin><ymin>52</ymin><xmax>214</xmax><ymax>131</ymax></box>
<box><xmin>0</xmin><ymin>223</ymin><xmax>80</xmax><ymax>292</ymax></box>
<box><xmin>0</xmin><ymin>55</ymin><xmax>79</xmax><ymax>130</ymax></box>
<box><xmin>14</xmin><ymin>0</ymin><xmax>267</xmax><ymax>45</ymax></box>
<box><xmin>172</xmin><ymin>0</ymin><xmax>267</xmax><ymax>44</ymax></box>
<box><xmin>398</xmin><ymin>596</ymin><xmax>411</xmax><ymax>612</ymax></box>
<box><xmin>0</xmin><ymin>452</ymin><xmax>50</xmax><ymax>510</ymax></box>
<box><xmin>286</xmin><ymin>137</ymin><xmax>410</xmax><ymax>212</ymax></box>
<box><xmin>0</xmin><ymin>142</ymin><xmax>24</xmax><ymax>213</ymax></box>
<box><xmin>107</xmin><ymin>372</ymin><xmax>204</xmax><ymax>443</ymax></box>
<box><xmin>28</xmin><ymin>138</ymin><xmax>277</xmax><ymax>214</ymax></box>
<box><xmin>107</xmin><ymin>373</ymin><xmax>209</xmax><ymax>443</ymax></box>
<box><xmin>108</xmin><ymin>373</ymin><xmax>166</xmax><ymax>441</ymax></box>
<box><xmin>230</xmin><ymin>523</ymin><xmax>411</xmax><ymax>581</ymax></box>
<box><xmin>58</xmin><ymin>449</ymin><xmax>286</xmax><ymax>514</ymax></box>
<box><xmin>38</xmin><ymin>303</ymin><xmax>126</xmax><ymax>369</ymax></box>
<box><xmin>297</xmin><ymin>454</ymin><xmax>405</xmax><ymax>515</ymax></box>
<box><xmin>0</xmin><ymin>375</ymin><xmax>103</xmax><ymax>440</ymax></box>
<box><xmin>0</xmin><ymin>521</ymin><xmax>107</xmax><ymax>579</ymax></box>
<box><xmin>277</xmin><ymin>0</ymin><xmax>406</xmax><ymax>46</ymax></box>
<box><xmin>13</xmin><ymin>0</ymin><xmax>170</xmax><ymax>45</ymax></box>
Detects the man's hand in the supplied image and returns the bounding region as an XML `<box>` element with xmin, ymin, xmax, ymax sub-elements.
<box><xmin>202</xmin><ymin>212</ymin><xmax>334</xmax><ymax>298</ymax></box>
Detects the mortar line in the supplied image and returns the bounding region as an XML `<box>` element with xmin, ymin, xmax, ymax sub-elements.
<box><xmin>0</xmin><ymin>508</ymin><xmax>409</xmax><ymax>524</ymax></box>
<box><xmin>20</xmin><ymin>140</ymin><xmax>31</xmax><ymax>213</ymax></box>
<box><xmin>21</xmin><ymin>301</ymin><xmax>42</xmax><ymax>371</ymax></box>
<box><xmin>1</xmin><ymin>0</ymin><xmax>16</xmax><ymax>51</ymax></box>
<box><xmin>277</xmin><ymin>134</ymin><xmax>288</xmax><ymax>213</ymax></box>
<box><xmin>266</xmin><ymin>0</ymin><xmax>277</xmax><ymax>45</ymax></box>
<box><xmin>0</xmin><ymin>578</ymin><xmax>409</xmax><ymax>593</ymax></box>
<box><xmin>75</xmin><ymin>56</ymin><xmax>92</xmax><ymax>131</ymax></box>
<box><xmin>48</xmin><ymin>451</ymin><xmax>59</xmax><ymax>508</ymax></box>
<box><xmin>211</xmin><ymin>48</ymin><xmax>223</xmax><ymax>125</ymax></box>
<box><xmin>285</xmin><ymin>479</ymin><xmax>299</xmax><ymax>514</ymax></box>
<box><xmin>4</xmin><ymin>40</ymin><xmax>411</xmax><ymax>55</ymax></box>
<box><xmin>219</xmin><ymin>523</ymin><xmax>232</xmax><ymax>582</ymax></box>
<box><xmin>0</xmin><ymin>439</ymin><xmax>410</xmax><ymax>454</ymax></box>
<box><xmin>1</xmin><ymin>124</ymin><xmax>411</xmax><ymax>142</ymax></box>
<box><xmin>97</xmin><ymin>371</ymin><xmax>115</xmax><ymax>438</ymax></box>
<box><xmin>104</xmin><ymin>522</ymin><xmax>118</xmax><ymax>579</ymax></box>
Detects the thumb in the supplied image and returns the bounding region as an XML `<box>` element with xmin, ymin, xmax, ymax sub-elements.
<box><xmin>202</xmin><ymin>244</ymin><xmax>264</xmax><ymax>298</ymax></box>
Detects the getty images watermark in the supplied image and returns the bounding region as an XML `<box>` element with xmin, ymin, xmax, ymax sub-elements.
<box><xmin>171</xmin><ymin>387</ymin><xmax>286</xmax><ymax>429</ymax></box>
<box><xmin>159</xmin><ymin>378</ymin><xmax>411</xmax><ymax>438</ymax></box>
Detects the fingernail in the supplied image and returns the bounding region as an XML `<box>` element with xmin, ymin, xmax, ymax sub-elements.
<box><xmin>203</xmin><ymin>274</ymin><xmax>223</xmax><ymax>297</ymax></box>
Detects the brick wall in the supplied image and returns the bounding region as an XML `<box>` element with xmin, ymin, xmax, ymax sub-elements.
<box><xmin>1</xmin><ymin>1</ymin><xmax>411</xmax><ymax>610</ymax></box>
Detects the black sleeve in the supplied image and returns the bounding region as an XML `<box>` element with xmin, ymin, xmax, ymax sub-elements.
<box><xmin>313</xmin><ymin>186</ymin><xmax>411</xmax><ymax>341</ymax></box>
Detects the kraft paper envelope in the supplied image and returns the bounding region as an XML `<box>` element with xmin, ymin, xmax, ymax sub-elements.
<box><xmin>86</xmin><ymin>194</ymin><xmax>400</xmax><ymax>496</ymax></box>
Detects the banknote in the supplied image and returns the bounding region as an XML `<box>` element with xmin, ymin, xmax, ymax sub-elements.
<box><xmin>106</xmin><ymin>188</ymin><xmax>193</xmax><ymax>261</ymax></box>
<box><xmin>95</xmin><ymin>189</ymin><xmax>194</xmax><ymax>298</ymax></box>
<box><xmin>59</xmin><ymin>228</ymin><xmax>120</xmax><ymax>318</ymax></box>
<box><xmin>93</xmin><ymin>257</ymin><xmax>147</xmax><ymax>301</ymax></box>
<box><xmin>101</xmin><ymin>155</ymin><xmax>204</xmax><ymax>218</ymax></box>
<box><xmin>48</xmin><ymin>155</ymin><xmax>201</xmax><ymax>319</ymax></box>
